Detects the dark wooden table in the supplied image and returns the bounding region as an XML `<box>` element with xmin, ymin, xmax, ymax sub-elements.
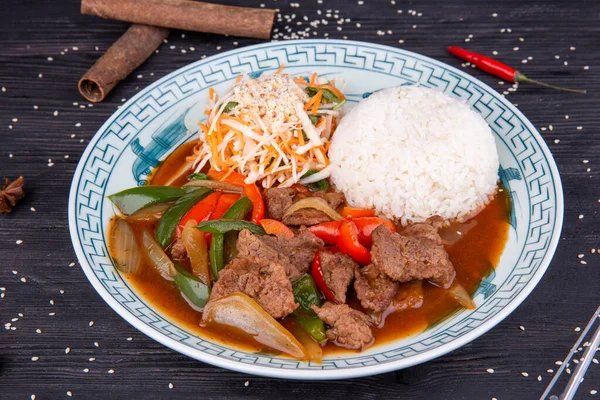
<box><xmin>1</xmin><ymin>0</ymin><xmax>599</xmax><ymax>398</ymax></box>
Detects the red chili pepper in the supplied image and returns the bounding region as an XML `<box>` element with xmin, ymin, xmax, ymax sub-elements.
<box><xmin>308</xmin><ymin>220</ymin><xmax>342</xmax><ymax>245</ymax></box>
<box><xmin>340</xmin><ymin>207</ymin><xmax>376</xmax><ymax>219</ymax></box>
<box><xmin>177</xmin><ymin>191</ymin><xmax>222</xmax><ymax>236</ymax></box>
<box><xmin>338</xmin><ymin>220</ymin><xmax>371</xmax><ymax>265</ymax></box>
<box><xmin>352</xmin><ymin>217</ymin><xmax>397</xmax><ymax>248</ymax></box>
<box><xmin>259</xmin><ymin>219</ymin><xmax>295</xmax><ymax>239</ymax></box>
<box><xmin>207</xmin><ymin>168</ymin><xmax>265</xmax><ymax>223</ymax></box>
<box><xmin>311</xmin><ymin>247</ymin><xmax>341</xmax><ymax>303</ymax></box>
<box><xmin>448</xmin><ymin>46</ymin><xmax>586</xmax><ymax>94</ymax></box>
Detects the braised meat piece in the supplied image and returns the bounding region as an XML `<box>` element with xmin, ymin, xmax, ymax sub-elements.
<box><xmin>390</xmin><ymin>280</ymin><xmax>424</xmax><ymax>312</ymax></box>
<box><xmin>263</xmin><ymin>186</ymin><xmax>346</xmax><ymax>226</ymax></box>
<box><xmin>264</xmin><ymin>188</ymin><xmax>294</xmax><ymax>220</ymax></box>
<box><xmin>354</xmin><ymin>264</ymin><xmax>399</xmax><ymax>312</ymax></box>
<box><xmin>320</xmin><ymin>251</ymin><xmax>358</xmax><ymax>303</ymax></box>
<box><xmin>236</xmin><ymin>228</ymin><xmax>324</xmax><ymax>281</ymax></box>
<box><xmin>170</xmin><ymin>239</ymin><xmax>188</xmax><ymax>264</ymax></box>
<box><xmin>311</xmin><ymin>302</ymin><xmax>374</xmax><ymax>350</ymax></box>
<box><xmin>371</xmin><ymin>223</ymin><xmax>456</xmax><ymax>288</ymax></box>
<box><xmin>401</xmin><ymin>216</ymin><xmax>445</xmax><ymax>243</ymax></box>
<box><xmin>208</xmin><ymin>255</ymin><xmax>298</xmax><ymax>319</ymax></box>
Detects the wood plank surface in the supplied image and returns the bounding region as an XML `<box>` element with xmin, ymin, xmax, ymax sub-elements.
<box><xmin>1</xmin><ymin>0</ymin><xmax>599</xmax><ymax>399</ymax></box>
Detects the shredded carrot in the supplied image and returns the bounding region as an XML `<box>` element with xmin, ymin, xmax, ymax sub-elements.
<box><xmin>209</xmin><ymin>88</ymin><xmax>214</xmax><ymax>101</ymax></box>
<box><xmin>302</xmin><ymin>83</ymin><xmax>346</xmax><ymax>101</ymax></box>
<box><xmin>274</xmin><ymin>64</ymin><xmax>285</xmax><ymax>74</ymax></box>
<box><xmin>235</xmin><ymin>75</ymin><xmax>242</xmax><ymax>83</ymax></box>
<box><xmin>316</xmin><ymin>116</ymin><xmax>326</xmax><ymax>128</ymax></box>
<box><xmin>310</xmin><ymin>72</ymin><xmax>317</xmax><ymax>84</ymax></box>
<box><xmin>311</xmin><ymin>90</ymin><xmax>323</xmax><ymax>115</ymax></box>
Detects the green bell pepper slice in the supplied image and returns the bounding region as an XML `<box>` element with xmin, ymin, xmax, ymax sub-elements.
<box><xmin>292</xmin><ymin>274</ymin><xmax>327</xmax><ymax>344</ymax></box>
<box><xmin>206</xmin><ymin>196</ymin><xmax>255</xmax><ymax>281</ymax></box>
<box><xmin>154</xmin><ymin>188</ymin><xmax>213</xmax><ymax>248</ymax></box>
<box><xmin>108</xmin><ymin>186</ymin><xmax>186</xmax><ymax>216</ymax></box>
<box><xmin>196</xmin><ymin>219</ymin><xmax>266</xmax><ymax>235</ymax></box>
<box><xmin>173</xmin><ymin>264</ymin><xmax>211</xmax><ymax>309</ymax></box>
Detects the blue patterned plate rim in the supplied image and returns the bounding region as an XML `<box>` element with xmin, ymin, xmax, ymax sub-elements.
<box><xmin>68</xmin><ymin>39</ymin><xmax>564</xmax><ymax>380</ymax></box>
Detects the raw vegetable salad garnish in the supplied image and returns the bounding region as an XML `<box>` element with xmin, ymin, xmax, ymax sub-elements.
<box><xmin>187</xmin><ymin>66</ymin><xmax>346</xmax><ymax>188</ymax></box>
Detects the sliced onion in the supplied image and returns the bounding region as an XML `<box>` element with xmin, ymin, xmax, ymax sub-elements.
<box><xmin>109</xmin><ymin>219</ymin><xmax>142</xmax><ymax>274</ymax></box>
<box><xmin>126</xmin><ymin>203</ymin><xmax>171</xmax><ymax>223</ymax></box>
<box><xmin>287</xmin><ymin>322</ymin><xmax>323</xmax><ymax>364</ymax></box>
<box><xmin>182</xmin><ymin>179</ymin><xmax>243</xmax><ymax>193</ymax></box>
<box><xmin>298</xmin><ymin>165</ymin><xmax>333</xmax><ymax>184</ymax></box>
<box><xmin>282</xmin><ymin>196</ymin><xmax>344</xmax><ymax>221</ymax></box>
<box><xmin>140</xmin><ymin>229</ymin><xmax>176</xmax><ymax>280</ymax></box>
<box><xmin>202</xmin><ymin>292</ymin><xmax>307</xmax><ymax>360</ymax></box>
<box><xmin>182</xmin><ymin>219</ymin><xmax>211</xmax><ymax>286</ymax></box>
<box><xmin>447</xmin><ymin>282</ymin><xmax>476</xmax><ymax>310</ymax></box>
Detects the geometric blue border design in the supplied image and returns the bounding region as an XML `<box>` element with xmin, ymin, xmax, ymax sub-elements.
<box><xmin>68</xmin><ymin>39</ymin><xmax>563</xmax><ymax>380</ymax></box>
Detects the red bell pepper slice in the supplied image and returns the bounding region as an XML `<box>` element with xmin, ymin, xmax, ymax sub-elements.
<box><xmin>211</xmin><ymin>193</ymin><xmax>241</xmax><ymax>220</ymax></box>
<box><xmin>207</xmin><ymin>168</ymin><xmax>265</xmax><ymax>223</ymax></box>
<box><xmin>308</xmin><ymin>220</ymin><xmax>342</xmax><ymax>245</ymax></box>
<box><xmin>311</xmin><ymin>247</ymin><xmax>340</xmax><ymax>303</ymax></box>
<box><xmin>352</xmin><ymin>217</ymin><xmax>396</xmax><ymax>248</ymax></box>
<box><xmin>309</xmin><ymin>217</ymin><xmax>396</xmax><ymax>248</ymax></box>
<box><xmin>177</xmin><ymin>191</ymin><xmax>222</xmax><ymax>236</ymax></box>
<box><xmin>259</xmin><ymin>219</ymin><xmax>295</xmax><ymax>239</ymax></box>
<box><xmin>338</xmin><ymin>220</ymin><xmax>371</xmax><ymax>265</ymax></box>
<box><xmin>340</xmin><ymin>207</ymin><xmax>376</xmax><ymax>219</ymax></box>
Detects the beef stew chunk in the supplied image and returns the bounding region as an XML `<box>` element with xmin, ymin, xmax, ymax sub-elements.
<box><xmin>263</xmin><ymin>187</ymin><xmax>346</xmax><ymax>226</ymax></box>
<box><xmin>208</xmin><ymin>255</ymin><xmax>298</xmax><ymax>319</ymax></box>
<box><xmin>320</xmin><ymin>251</ymin><xmax>358</xmax><ymax>303</ymax></box>
<box><xmin>371</xmin><ymin>221</ymin><xmax>456</xmax><ymax>288</ymax></box>
<box><xmin>236</xmin><ymin>228</ymin><xmax>324</xmax><ymax>281</ymax></box>
<box><xmin>354</xmin><ymin>264</ymin><xmax>399</xmax><ymax>312</ymax></box>
<box><xmin>311</xmin><ymin>302</ymin><xmax>374</xmax><ymax>350</ymax></box>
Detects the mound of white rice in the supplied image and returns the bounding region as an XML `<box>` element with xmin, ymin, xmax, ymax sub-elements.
<box><xmin>328</xmin><ymin>85</ymin><xmax>499</xmax><ymax>225</ymax></box>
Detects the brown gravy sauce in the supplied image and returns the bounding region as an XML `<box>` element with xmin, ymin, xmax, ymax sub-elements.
<box><xmin>119</xmin><ymin>141</ymin><xmax>510</xmax><ymax>357</ymax></box>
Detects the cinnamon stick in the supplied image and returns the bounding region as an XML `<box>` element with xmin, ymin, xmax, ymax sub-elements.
<box><xmin>81</xmin><ymin>0</ymin><xmax>276</xmax><ymax>40</ymax></box>
<box><xmin>78</xmin><ymin>24</ymin><xmax>169</xmax><ymax>102</ymax></box>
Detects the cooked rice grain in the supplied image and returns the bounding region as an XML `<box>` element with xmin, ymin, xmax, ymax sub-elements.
<box><xmin>329</xmin><ymin>85</ymin><xmax>499</xmax><ymax>225</ymax></box>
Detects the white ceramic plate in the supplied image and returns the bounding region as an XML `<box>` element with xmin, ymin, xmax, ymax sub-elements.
<box><xmin>68</xmin><ymin>39</ymin><xmax>563</xmax><ymax>379</ymax></box>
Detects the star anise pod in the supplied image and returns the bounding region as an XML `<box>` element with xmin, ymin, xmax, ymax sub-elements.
<box><xmin>0</xmin><ymin>176</ymin><xmax>25</xmax><ymax>214</ymax></box>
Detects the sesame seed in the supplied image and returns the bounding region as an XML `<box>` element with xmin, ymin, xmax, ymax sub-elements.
<box><xmin>31</xmin><ymin>395</ymin><xmax>36</xmax><ymax>400</ymax></box>
<box><xmin>564</xmin><ymin>61</ymin><xmax>568</xmax><ymax>66</ymax></box>
<box><xmin>492</xmin><ymin>13</ymin><xmax>498</xmax><ymax>17</ymax></box>
<box><xmin>570</xmin><ymin>46</ymin><xmax>576</xmax><ymax>51</ymax></box>
<box><xmin>578</xmin><ymin>215</ymin><xmax>584</xmax><ymax>219</ymax></box>
<box><xmin>554</xmin><ymin>139</ymin><xmax>560</xmax><ymax>144</ymax></box>
<box><xmin>31</xmin><ymin>356</ymin><xmax>39</xmax><ymax>361</ymax></box>
<box><xmin>48</xmin><ymin>312</ymin><xmax>55</xmax><ymax>316</ymax></box>
<box><xmin>89</xmin><ymin>357</ymin><xmax>96</xmax><ymax>361</ymax></box>
<box><xmin>53</xmin><ymin>110</ymin><xmax>58</xmax><ymax>116</ymax></box>
<box><xmin>1</xmin><ymin>87</ymin><xmax>5</xmax><ymax>92</ymax></box>
<box><xmin>487</xmin><ymin>368</ymin><xmax>495</xmax><ymax>373</ymax></box>
<box><xmin>522</xmin><ymin>372</ymin><xmax>529</xmax><ymax>377</ymax></box>
<box><xmin>127</xmin><ymin>337</ymin><xmax>133</xmax><ymax>341</ymax></box>
<box><xmin>591</xmin><ymin>390</ymin><xmax>598</xmax><ymax>395</ymax></box>
<box><xmin>584</xmin><ymin>66</ymin><xmax>589</xmax><ymax>70</ymax></box>
<box><xmin>492</xmin><ymin>51</ymin><xmax>498</xmax><ymax>55</ymax></box>
<box><xmin>69</xmin><ymin>262</ymin><xmax>75</xmax><ymax>267</ymax></box>
<box><xmin>47</xmin><ymin>57</ymin><xmax>53</xmax><ymax>61</ymax></box>
<box><xmin>169</xmin><ymin>383</ymin><xmax>174</xmax><ymax>389</ymax></box>
<box><xmin>245</xmin><ymin>381</ymin><xmax>250</xmax><ymax>387</ymax></box>
<box><xmin>513</xmin><ymin>47</ymin><xmax>519</xmax><ymax>51</ymax></box>
<box><xmin>67</xmin><ymin>391</ymin><xmax>72</xmax><ymax>397</ymax></box>
<box><xmin>519</xmin><ymin>325</ymin><xmax>525</xmax><ymax>331</ymax></box>
<box><xmin>556</xmin><ymin>361</ymin><xmax>563</xmax><ymax>365</ymax></box>
<box><xmin>575</xmin><ymin>327</ymin><xmax>581</xmax><ymax>331</ymax></box>
<box><xmin>83</xmin><ymin>368</ymin><xmax>89</xmax><ymax>373</ymax></box>
<box><xmin>547</xmin><ymin>369</ymin><xmax>554</xmax><ymax>373</ymax></box>
<box><xmin>583</xmin><ymin>160</ymin><xmax>589</xmax><ymax>164</ymax></box>
<box><xmin>549</xmin><ymin>125</ymin><xmax>554</xmax><ymax>131</ymax></box>
<box><xmin>537</xmin><ymin>375</ymin><xmax>542</xmax><ymax>381</ymax></box>
<box><xmin>108</xmin><ymin>369</ymin><xmax>115</xmax><ymax>374</ymax></box>
<box><xmin>16</xmin><ymin>240</ymin><xmax>23</xmax><ymax>245</ymax></box>
<box><xmin>33</xmin><ymin>105</ymin><xmax>38</xmax><ymax>110</ymax></box>
<box><xmin>49</xmin><ymin>300</ymin><xmax>54</xmax><ymax>305</ymax></box>
<box><xmin>593</xmin><ymin>359</ymin><xmax>598</xmax><ymax>364</ymax></box>
<box><xmin>60</xmin><ymin>290</ymin><xmax>65</xmax><ymax>294</ymax></box>
<box><xmin>89</xmin><ymin>321</ymin><xmax>94</xmax><ymax>327</ymax></box>
<box><xmin>65</xmin><ymin>347</ymin><xmax>70</xmax><ymax>354</ymax></box>
<box><xmin>578</xmin><ymin>254</ymin><xmax>585</xmax><ymax>258</ymax></box>
<box><xmin>566</xmin><ymin>368</ymin><xmax>571</xmax><ymax>374</ymax></box>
